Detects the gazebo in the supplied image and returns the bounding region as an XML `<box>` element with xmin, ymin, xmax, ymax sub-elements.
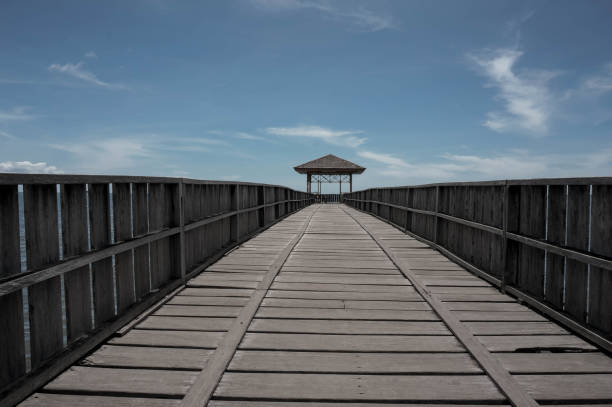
<box><xmin>294</xmin><ymin>154</ymin><xmax>366</xmax><ymax>194</ymax></box>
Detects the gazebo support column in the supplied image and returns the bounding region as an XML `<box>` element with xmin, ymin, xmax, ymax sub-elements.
<box><xmin>307</xmin><ymin>173</ymin><xmax>311</xmax><ymax>193</ymax></box>
<box><xmin>339</xmin><ymin>177</ymin><xmax>342</xmax><ymax>194</ymax></box>
<box><xmin>350</xmin><ymin>174</ymin><xmax>352</xmax><ymax>193</ymax></box>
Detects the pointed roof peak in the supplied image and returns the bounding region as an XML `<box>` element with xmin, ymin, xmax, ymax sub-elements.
<box><xmin>294</xmin><ymin>154</ymin><xmax>366</xmax><ymax>174</ymax></box>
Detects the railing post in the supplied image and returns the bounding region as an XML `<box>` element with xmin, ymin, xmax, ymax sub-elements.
<box><xmin>179</xmin><ymin>180</ymin><xmax>186</xmax><ymax>281</ymax></box>
<box><xmin>230</xmin><ymin>184</ymin><xmax>240</xmax><ymax>243</ymax></box>
<box><xmin>434</xmin><ymin>186</ymin><xmax>440</xmax><ymax>244</ymax></box>
<box><xmin>501</xmin><ymin>181</ymin><xmax>509</xmax><ymax>293</ymax></box>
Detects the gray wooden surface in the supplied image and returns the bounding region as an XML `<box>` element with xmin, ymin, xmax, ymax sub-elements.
<box><xmin>19</xmin><ymin>204</ymin><xmax>612</xmax><ymax>406</ymax></box>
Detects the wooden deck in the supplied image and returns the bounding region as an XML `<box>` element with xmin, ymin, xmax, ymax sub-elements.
<box><xmin>19</xmin><ymin>204</ymin><xmax>612</xmax><ymax>406</ymax></box>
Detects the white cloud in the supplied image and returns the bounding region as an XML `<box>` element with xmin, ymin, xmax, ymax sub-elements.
<box><xmin>235</xmin><ymin>132</ymin><xmax>267</xmax><ymax>141</ymax></box>
<box><xmin>357</xmin><ymin>148</ymin><xmax>612</xmax><ymax>183</ymax></box>
<box><xmin>48</xmin><ymin>62</ymin><xmax>126</xmax><ymax>90</ymax></box>
<box><xmin>0</xmin><ymin>161</ymin><xmax>62</xmax><ymax>174</ymax></box>
<box><xmin>84</xmin><ymin>51</ymin><xmax>97</xmax><ymax>59</ymax></box>
<box><xmin>470</xmin><ymin>49</ymin><xmax>557</xmax><ymax>135</ymax></box>
<box><xmin>0</xmin><ymin>106</ymin><xmax>35</xmax><ymax>122</ymax></box>
<box><xmin>250</xmin><ymin>0</ymin><xmax>394</xmax><ymax>32</ymax></box>
<box><xmin>581</xmin><ymin>63</ymin><xmax>612</xmax><ymax>94</ymax></box>
<box><xmin>265</xmin><ymin>125</ymin><xmax>366</xmax><ymax>148</ymax></box>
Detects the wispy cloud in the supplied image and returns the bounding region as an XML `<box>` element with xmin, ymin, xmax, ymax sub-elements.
<box><xmin>0</xmin><ymin>161</ymin><xmax>62</xmax><ymax>174</ymax></box>
<box><xmin>250</xmin><ymin>0</ymin><xmax>394</xmax><ymax>32</ymax></box>
<box><xmin>209</xmin><ymin>130</ymin><xmax>269</xmax><ymax>142</ymax></box>
<box><xmin>470</xmin><ymin>49</ymin><xmax>557</xmax><ymax>135</ymax></box>
<box><xmin>358</xmin><ymin>148</ymin><xmax>612</xmax><ymax>182</ymax></box>
<box><xmin>580</xmin><ymin>63</ymin><xmax>612</xmax><ymax>94</ymax></box>
<box><xmin>48</xmin><ymin>61</ymin><xmax>126</xmax><ymax>90</ymax></box>
<box><xmin>265</xmin><ymin>125</ymin><xmax>366</xmax><ymax>148</ymax></box>
<box><xmin>0</xmin><ymin>106</ymin><xmax>36</xmax><ymax>122</ymax></box>
<box><xmin>0</xmin><ymin>130</ymin><xmax>16</xmax><ymax>139</ymax></box>
<box><xmin>84</xmin><ymin>51</ymin><xmax>97</xmax><ymax>59</ymax></box>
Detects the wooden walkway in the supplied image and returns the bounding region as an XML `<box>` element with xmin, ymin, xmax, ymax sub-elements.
<box><xmin>19</xmin><ymin>204</ymin><xmax>612</xmax><ymax>406</ymax></box>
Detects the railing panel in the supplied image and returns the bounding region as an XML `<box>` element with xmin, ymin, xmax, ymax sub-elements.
<box><xmin>60</xmin><ymin>184</ymin><xmax>92</xmax><ymax>342</ymax></box>
<box><xmin>89</xmin><ymin>183</ymin><xmax>114</xmax><ymax>326</ymax></box>
<box><xmin>344</xmin><ymin>176</ymin><xmax>612</xmax><ymax>349</ymax></box>
<box><xmin>132</xmin><ymin>183</ymin><xmax>150</xmax><ymax>299</ymax></box>
<box><xmin>565</xmin><ymin>185</ymin><xmax>590</xmax><ymax>322</ymax></box>
<box><xmin>546</xmin><ymin>185</ymin><xmax>566</xmax><ymax>309</ymax></box>
<box><xmin>0</xmin><ymin>185</ymin><xmax>25</xmax><ymax>390</ymax></box>
<box><xmin>24</xmin><ymin>184</ymin><xmax>63</xmax><ymax>369</ymax></box>
<box><xmin>589</xmin><ymin>185</ymin><xmax>612</xmax><ymax>335</ymax></box>
<box><xmin>113</xmin><ymin>183</ymin><xmax>135</xmax><ymax>312</ymax></box>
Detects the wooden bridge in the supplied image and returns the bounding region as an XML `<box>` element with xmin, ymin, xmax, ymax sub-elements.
<box><xmin>1</xmin><ymin>175</ymin><xmax>612</xmax><ymax>406</ymax></box>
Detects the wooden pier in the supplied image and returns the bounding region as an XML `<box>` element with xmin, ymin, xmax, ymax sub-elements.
<box><xmin>1</xmin><ymin>174</ymin><xmax>612</xmax><ymax>406</ymax></box>
<box><xmin>14</xmin><ymin>204</ymin><xmax>612</xmax><ymax>406</ymax></box>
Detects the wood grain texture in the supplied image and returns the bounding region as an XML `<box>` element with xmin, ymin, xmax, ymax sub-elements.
<box><xmin>24</xmin><ymin>184</ymin><xmax>63</xmax><ymax>369</ymax></box>
<box><xmin>0</xmin><ymin>185</ymin><xmax>25</xmax><ymax>389</ymax></box>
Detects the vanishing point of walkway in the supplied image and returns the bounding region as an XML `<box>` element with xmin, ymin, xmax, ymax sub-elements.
<box><xmin>20</xmin><ymin>204</ymin><xmax>612</xmax><ymax>406</ymax></box>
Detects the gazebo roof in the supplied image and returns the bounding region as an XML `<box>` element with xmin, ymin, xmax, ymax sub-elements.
<box><xmin>294</xmin><ymin>154</ymin><xmax>366</xmax><ymax>175</ymax></box>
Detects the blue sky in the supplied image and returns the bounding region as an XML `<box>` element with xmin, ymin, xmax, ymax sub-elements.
<box><xmin>1</xmin><ymin>0</ymin><xmax>612</xmax><ymax>191</ymax></box>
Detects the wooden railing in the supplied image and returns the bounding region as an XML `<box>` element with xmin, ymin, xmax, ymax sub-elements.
<box><xmin>0</xmin><ymin>173</ymin><xmax>314</xmax><ymax>401</ymax></box>
<box><xmin>344</xmin><ymin>177</ymin><xmax>612</xmax><ymax>351</ymax></box>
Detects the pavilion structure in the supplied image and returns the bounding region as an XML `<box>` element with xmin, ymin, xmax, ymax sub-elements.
<box><xmin>294</xmin><ymin>154</ymin><xmax>366</xmax><ymax>194</ymax></box>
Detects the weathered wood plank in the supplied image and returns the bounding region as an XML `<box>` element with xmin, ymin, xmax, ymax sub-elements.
<box><xmin>477</xmin><ymin>334</ymin><xmax>597</xmax><ymax>352</ymax></box>
<box><xmin>515</xmin><ymin>374</ymin><xmax>612</xmax><ymax>401</ymax></box>
<box><xmin>229</xmin><ymin>350</ymin><xmax>481</xmax><ymax>373</ymax></box>
<box><xmin>20</xmin><ymin>393</ymin><xmax>180</xmax><ymax>407</ymax></box>
<box><xmin>137</xmin><ymin>316</ymin><xmax>234</xmax><ymax>331</ymax></box>
<box><xmin>256</xmin><ymin>307</ymin><xmax>439</xmax><ymax>321</ymax></box>
<box><xmin>61</xmin><ymin>183</ymin><xmax>92</xmax><ymax>343</ymax></box>
<box><xmin>133</xmin><ymin>182</ymin><xmax>150</xmax><ymax>299</ymax></box>
<box><xmin>113</xmin><ymin>182</ymin><xmax>135</xmax><ymax>312</ymax></box>
<box><xmin>497</xmin><ymin>353</ymin><xmax>612</xmax><ymax>373</ymax></box>
<box><xmin>89</xmin><ymin>183</ymin><xmax>115</xmax><ymax>326</ymax></box>
<box><xmin>44</xmin><ymin>366</ymin><xmax>197</xmax><ymax>397</ymax></box>
<box><xmin>111</xmin><ymin>329</ymin><xmax>224</xmax><ymax>349</ymax></box>
<box><xmin>155</xmin><ymin>305</ymin><xmax>242</xmax><ymax>317</ymax></box>
<box><xmin>213</xmin><ymin>373</ymin><xmax>504</xmax><ymax>401</ymax></box>
<box><xmin>83</xmin><ymin>345</ymin><xmax>212</xmax><ymax>370</ymax></box>
<box><xmin>0</xmin><ymin>185</ymin><xmax>26</xmax><ymax>389</ymax></box>
<box><xmin>589</xmin><ymin>185</ymin><xmax>612</xmax><ymax>335</ymax></box>
<box><xmin>24</xmin><ymin>184</ymin><xmax>63</xmax><ymax>368</ymax></box>
<box><xmin>249</xmin><ymin>319</ymin><xmax>449</xmax><ymax>334</ymax></box>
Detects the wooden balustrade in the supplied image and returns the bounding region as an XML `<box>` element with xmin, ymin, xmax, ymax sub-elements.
<box><xmin>344</xmin><ymin>177</ymin><xmax>612</xmax><ymax>351</ymax></box>
<box><xmin>0</xmin><ymin>174</ymin><xmax>314</xmax><ymax>397</ymax></box>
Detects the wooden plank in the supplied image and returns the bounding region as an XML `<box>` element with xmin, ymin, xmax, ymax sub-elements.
<box><xmin>24</xmin><ymin>184</ymin><xmax>63</xmax><ymax>369</ymax></box>
<box><xmin>0</xmin><ymin>185</ymin><xmax>26</xmax><ymax>389</ymax></box>
<box><xmin>565</xmin><ymin>185</ymin><xmax>590</xmax><ymax>323</ymax></box>
<box><xmin>60</xmin><ymin>183</ymin><xmax>92</xmax><ymax>343</ymax></box>
<box><xmin>497</xmin><ymin>353</ymin><xmax>612</xmax><ymax>373</ymax></box>
<box><xmin>133</xmin><ymin>183</ymin><xmax>150</xmax><ymax>299</ymax></box>
<box><xmin>545</xmin><ymin>184</ymin><xmax>565</xmax><ymax>309</ymax></box>
<box><xmin>209</xmin><ymin>403</ymin><xmax>506</xmax><ymax>407</ymax></box>
<box><xmin>589</xmin><ymin>185</ymin><xmax>612</xmax><ymax>335</ymax></box>
<box><xmin>465</xmin><ymin>321</ymin><xmax>567</xmax><ymax>335</ymax></box>
<box><xmin>266</xmin><ymin>289</ymin><xmax>423</xmax><ymax>301</ymax></box>
<box><xmin>228</xmin><ymin>350</ymin><xmax>481</xmax><ymax>373</ymax></box>
<box><xmin>213</xmin><ymin>373</ymin><xmax>504</xmax><ymax>402</ymax></box>
<box><xmin>89</xmin><ymin>183</ymin><xmax>115</xmax><ymax>326</ymax></box>
<box><xmin>515</xmin><ymin>374</ymin><xmax>612</xmax><ymax>401</ymax></box>
<box><xmin>83</xmin><ymin>345</ymin><xmax>213</xmax><ymax>370</ymax></box>
<box><xmin>111</xmin><ymin>329</ymin><xmax>224</xmax><ymax>349</ymax></box>
<box><xmin>239</xmin><ymin>332</ymin><xmax>464</xmax><ymax>352</ymax></box>
<box><xmin>20</xmin><ymin>394</ymin><xmax>179</xmax><ymax>407</ymax></box>
<box><xmin>452</xmin><ymin>311</ymin><xmax>546</xmax><ymax>321</ymax></box>
<box><xmin>261</xmin><ymin>298</ymin><xmax>429</xmax><ymax>310</ymax></box>
<box><xmin>255</xmin><ymin>307</ymin><xmax>439</xmax><ymax>321</ymax></box>
<box><xmin>270</xmin><ymin>282</ymin><xmax>415</xmax><ymax>293</ymax></box>
<box><xmin>274</xmin><ymin>274</ymin><xmax>410</xmax><ymax>285</ymax></box>
<box><xmin>136</xmin><ymin>316</ymin><xmax>234</xmax><ymax>331</ymax></box>
<box><xmin>180</xmin><ymin>208</ymin><xmax>317</xmax><ymax>407</ymax></box>
<box><xmin>167</xmin><ymin>296</ymin><xmax>249</xmax><ymax>307</ymax></box>
<box><xmin>155</xmin><ymin>305</ymin><xmax>242</xmax><ymax>317</ymax></box>
<box><xmin>477</xmin><ymin>334</ymin><xmax>597</xmax><ymax>352</ymax></box>
<box><xmin>44</xmin><ymin>366</ymin><xmax>196</xmax><ymax>397</ymax></box>
<box><xmin>113</xmin><ymin>182</ymin><xmax>135</xmax><ymax>312</ymax></box>
<box><xmin>249</xmin><ymin>319</ymin><xmax>449</xmax><ymax>334</ymax></box>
